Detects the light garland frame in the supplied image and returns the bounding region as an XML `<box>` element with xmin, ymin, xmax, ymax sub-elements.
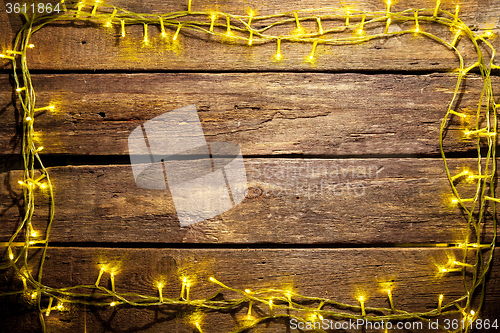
<box><xmin>0</xmin><ymin>0</ymin><xmax>498</xmax><ymax>332</ymax></box>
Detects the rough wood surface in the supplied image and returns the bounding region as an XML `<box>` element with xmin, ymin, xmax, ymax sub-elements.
<box><xmin>0</xmin><ymin>0</ymin><xmax>499</xmax><ymax>71</ymax></box>
<box><xmin>1</xmin><ymin>247</ymin><xmax>498</xmax><ymax>332</ymax></box>
<box><xmin>1</xmin><ymin>158</ymin><xmax>495</xmax><ymax>244</ymax></box>
<box><xmin>1</xmin><ymin>72</ymin><xmax>496</xmax><ymax>156</ymax></box>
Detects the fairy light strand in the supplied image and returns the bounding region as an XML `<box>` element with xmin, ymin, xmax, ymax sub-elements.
<box><xmin>0</xmin><ymin>1</ymin><xmax>497</xmax><ymax>332</ymax></box>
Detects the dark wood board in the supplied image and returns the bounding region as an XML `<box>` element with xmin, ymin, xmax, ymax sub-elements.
<box><xmin>1</xmin><ymin>72</ymin><xmax>496</xmax><ymax>156</ymax></box>
<box><xmin>1</xmin><ymin>247</ymin><xmax>498</xmax><ymax>332</ymax></box>
<box><xmin>1</xmin><ymin>158</ymin><xmax>496</xmax><ymax>244</ymax></box>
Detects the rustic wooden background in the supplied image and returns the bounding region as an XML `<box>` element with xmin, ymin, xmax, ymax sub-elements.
<box><xmin>1</xmin><ymin>0</ymin><xmax>500</xmax><ymax>332</ymax></box>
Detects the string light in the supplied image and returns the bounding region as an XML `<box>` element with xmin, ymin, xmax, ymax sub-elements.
<box><xmin>316</xmin><ymin>17</ymin><xmax>323</xmax><ymax>35</ymax></box>
<box><xmin>247</xmin><ymin>9</ymin><xmax>255</xmax><ymax>45</ymax></box>
<box><xmin>173</xmin><ymin>23</ymin><xmax>182</xmax><ymax>41</ymax></box>
<box><xmin>158</xmin><ymin>282</ymin><xmax>163</xmax><ymax>303</ymax></box>
<box><xmin>451</xmin><ymin>29</ymin><xmax>463</xmax><ymax>47</ymax></box>
<box><xmin>357</xmin><ymin>296</ymin><xmax>366</xmax><ymax>316</ymax></box>
<box><xmin>16</xmin><ymin>87</ymin><xmax>26</xmax><ymax>93</ymax></box>
<box><xmin>387</xmin><ymin>289</ymin><xmax>394</xmax><ymax>311</ymax></box>
<box><xmin>143</xmin><ymin>24</ymin><xmax>149</xmax><ymax>44</ymax></box>
<box><xmin>34</xmin><ymin>105</ymin><xmax>55</xmax><ymax>112</ymax></box>
<box><xmin>305</xmin><ymin>41</ymin><xmax>318</xmax><ymax>64</ymax></box>
<box><xmin>433</xmin><ymin>0</ymin><xmax>441</xmax><ymax>17</ymax></box>
<box><xmin>121</xmin><ymin>20</ymin><xmax>126</xmax><ymax>37</ymax></box>
<box><xmin>438</xmin><ymin>294</ymin><xmax>443</xmax><ymax>312</ymax></box>
<box><xmin>292</xmin><ymin>12</ymin><xmax>306</xmax><ymax>35</ymax></box>
<box><xmin>273</xmin><ymin>39</ymin><xmax>283</xmax><ymax>61</ymax></box>
<box><xmin>451</xmin><ymin>168</ymin><xmax>470</xmax><ymax>181</ymax></box>
<box><xmin>8</xmin><ymin>247</ymin><xmax>14</xmax><ymax>260</ymax></box>
<box><xmin>2</xmin><ymin>2</ymin><xmax>497</xmax><ymax>331</ymax></box>
<box><xmin>91</xmin><ymin>0</ymin><xmax>99</xmax><ymax>16</ymax></box>
<box><xmin>110</xmin><ymin>272</ymin><xmax>115</xmax><ymax>292</ymax></box>
<box><xmin>384</xmin><ymin>17</ymin><xmax>392</xmax><ymax>34</ymax></box>
<box><xmin>105</xmin><ymin>8</ymin><xmax>117</xmax><ymax>28</ymax></box>
<box><xmin>45</xmin><ymin>297</ymin><xmax>53</xmax><ymax>316</ymax></box>
<box><xmin>209</xmin><ymin>12</ymin><xmax>217</xmax><ymax>32</ymax></box>
<box><xmin>345</xmin><ymin>7</ymin><xmax>351</xmax><ymax>26</ymax></box>
<box><xmin>95</xmin><ymin>267</ymin><xmax>105</xmax><ymax>286</ymax></box>
<box><xmin>356</xmin><ymin>13</ymin><xmax>366</xmax><ymax>36</ymax></box>
<box><xmin>225</xmin><ymin>16</ymin><xmax>233</xmax><ymax>37</ymax></box>
<box><xmin>0</xmin><ymin>53</ymin><xmax>16</xmax><ymax>60</ymax></box>
<box><xmin>160</xmin><ymin>17</ymin><xmax>167</xmax><ymax>38</ymax></box>
<box><xmin>448</xmin><ymin>110</ymin><xmax>467</xmax><ymax>119</ymax></box>
<box><xmin>385</xmin><ymin>0</ymin><xmax>392</xmax><ymax>15</ymax></box>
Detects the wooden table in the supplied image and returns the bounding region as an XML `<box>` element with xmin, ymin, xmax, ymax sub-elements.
<box><xmin>1</xmin><ymin>0</ymin><xmax>499</xmax><ymax>332</ymax></box>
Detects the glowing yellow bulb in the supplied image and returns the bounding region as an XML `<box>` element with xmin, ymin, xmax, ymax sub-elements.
<box><xmin>56</xmin><ymin>302</ymin><xmax>64</xmax><ymax>311</ymax></box>
<box><xmin>110</xmin><ymin>302</ymin><xmax>116</xmax><ymax>306</ymax></box>
<box><xmin>31</xmin><ymin>230</ymin><xmax>37</xmax><ymax>237</ymax></box>
<box><xmin>31</xmin><ymin>292</ymin><xmax>37</xmax><ymax>299</ymax></box>
<box><xmin>27</xmin><ymin>44</ymin><xmax>35</xmax><ymax>48</ymax></box>
<box><xmin>440</xmin><ymin>267</ymin><xmax>448</xmax><ymax>273</ymax></box>
<box><xmin>209</xmin><ymin>277</ymin><xmax>215</xmax><ymax>282</ymax></box>
<box><xmin>16</xmin><ymin>87</ymin><xmax>26</xmax><ymax>92</ymax></box>
<box><xmin>470</xmin><ymin>310</ymin><xmax>475</xmax><ymax>316</ymax></box>
<box><xmin>8</xmin><ymin>247</ymin><xmax>14</xmax><ymax>260</ymax></box>
<box><xmin>439</xmin><ymin>294</ymin><xmax>443</xmax><ymax>301</ymax></box>
<box><xmin>39</xmin><ymin>183</ymin><xmax>47</xmax><ymax>189</ymax></box>
<box><xmin>358</xmin><ymin>296</ymin><xmax>364</xmax><ymax>302</ymax></box>
<box><xmin>245</xmin><ymin>289</ymin><xmax>251</xmax><ymax>294</ymax></box>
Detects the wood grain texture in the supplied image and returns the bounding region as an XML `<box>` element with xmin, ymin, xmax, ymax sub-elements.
<box><xmin>1</xmin><ymin>158</ymin><xmax>495</xmax><ymax>244</ymax></box>
<box><xmin>1</xmin><ymin>72</ymin><xmax>496</xmax><ymax>156</ymax></box>
<box><xmin>0</xmin><ymin>0</ymin><xmax>498</xmax><ymax>71</ymax></box>
<box><xmin>1</xmin><ymin>247</ymin><xmax>498</xmax><ymax>332</ymax></box>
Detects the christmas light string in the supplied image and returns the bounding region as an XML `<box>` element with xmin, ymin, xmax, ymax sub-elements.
<box><xmin>0</xmin><ymin>0</ymin><xmax>498</xmax><ymax>332</ymax></box>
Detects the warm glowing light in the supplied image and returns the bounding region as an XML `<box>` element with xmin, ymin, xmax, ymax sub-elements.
<box><xmin>0</xmin><ymin>53</ymin><xmax>15</xmax><ymax>60</ymax></box>
<box><xmin>209</xmin><ymin>277</ymin><xmax>216</xmax><ymax>282</ymax></box>
<box><xmin>110</xmin><ymin>272</ymin><xmax>115</xmax><ymax>292</ymax></box>
<box><xmin>158</xmin><ymin>282</ymin><xmax>163</xmax><ymax>302</ymax></box>
<box><xmin>483</xmin><ymin>31</ymin><xmax>494</xmax><ymax>38</ymax></box>
<box><xmin>433</xmin><ymin>0</ymin><xmax>441</xmax><ymax>17</ymax></box>
<box><xmin>245</xmin><ymin>289</ymin><xmax>251</xmax><ymax>294</ymax></box>
<box><xmin>27</xmin><ymin>44</ymin><xmax>35</xmax><ymax>48</ymax></box>
<box><xmin>452</xmin><ymin>29</ymin><xmax>463</xmax><ymax>46</ymax></box>
<box><xmin>173</xmin><ymin>24</ymin><xmax>182</xmax><ymax>41</ymax></box>
<box><xmin>8</xmin><ymin>247</ymin><xmax>14</xmax><ymax>260</ymax></box>
<box><xmin>56</xmin><ymin>302</ymin><xmax>64</xmax><ymax>311</ymax></box>
<box><xmin>438</xmin><ymin>294</ymin><xmax>444</xmax><ymax>312</ymax></box>
<box><xmin>225</xmin><ymin>16</ymin><xmax>233</xmax><ymax>37</ymax></box>
<box><xmin>121</xmin><ymin>20</ymin><xmax>126</xmax><ymax>37</ymax></box>
<box><xmin>31</xmin><ymin>230</ymin><xmax>38</xmax><ymax>237</ymax></box>
<box><xmin>384</xmin><ymin>18</ymin><xmax>392</xmax><ymax>34</ymax></box>
<box><xmin>31</xmin><ymin>292</ymin><xmax>37</xmax><ymax>299</ymax></box>
<box><xmin>16</xmin><ymin>87</ymin><xmax>26</xmax><ymax>92</ymax></box>
<box><xmin>95</xmin><ymin>267</ymin><xmax>105</xmax><ymax>286</ymax></box>
<box><xmin>470</xmin><ymin>310</ymin><xmax>475</xmax><ymax>316</ymax></box>
<box><xmin>143</xmin><ymin>24</ymin><xmax>149</xmax><ymax>44</ymax></box>
<box><xmin>209</xmin><ymin>12</ymin><xmax>217</xmax><ymax>32</ymax></box>
<box><xmin>110</xmin><ymin>301</ymin><xmax>116</xmax><ymax>306</ymax></box>
<box><xmin>39</xmin><ymin>183</ymin><xmax>47</xmax><ymax>189</ymax></box>
<box><xmin>46</xmin><ymin>297</ymin><xmax>54</xmax><ymax>316</ymax></box>
<box><xmin>273</xmin><ymin>39</ymin><xmax>283</xmax><ymax>61</ymax></box>
<box><xmin>357</xmin><ymin>295</ymin><xmax>366</xmax><ymax>316</ymax></box>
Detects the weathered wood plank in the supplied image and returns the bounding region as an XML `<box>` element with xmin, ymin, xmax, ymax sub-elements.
<box><xmin>1</xmin><ymin>158</ymin><xmax>495</xmax><ymax>244</ymax></box>
<box><xmin>1</xmin><ymin>247</ymin><xmax>498</xmax><ymax>332</ymax></box>
<box><xmin>1</xmin><ymin>0</ymin><xmax>499</xmax><ymax>71</ymax></box>
<box><xmin>1</xmin><ymin>73</ymin><xmax>495</xmax><ymax>156</ymax></box>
